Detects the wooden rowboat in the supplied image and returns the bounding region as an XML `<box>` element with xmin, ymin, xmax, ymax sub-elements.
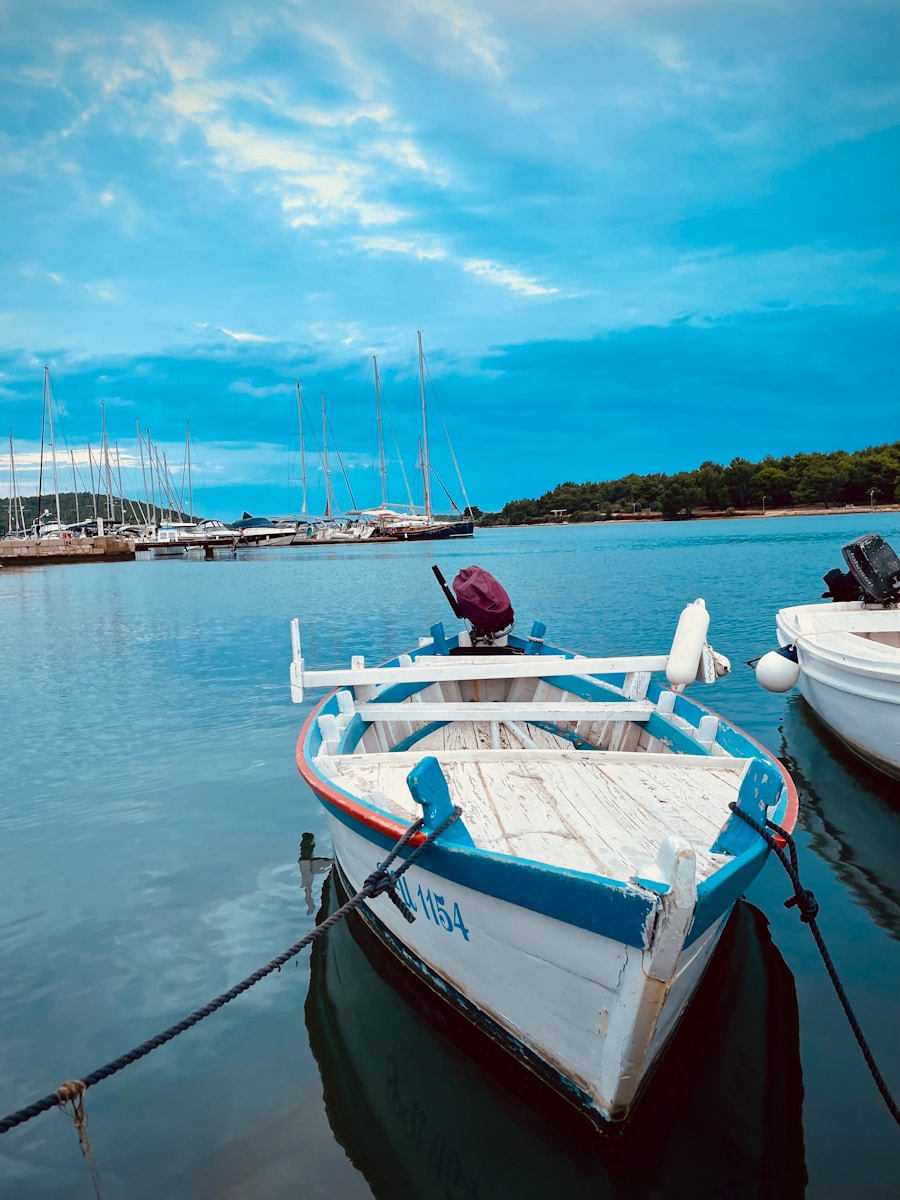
<box><xmin>290</xmin><ymin>570</ymin><xmax>798</xmax><ymax>1125</ymax></box>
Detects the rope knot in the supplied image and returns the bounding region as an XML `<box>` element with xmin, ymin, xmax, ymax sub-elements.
<box><xmin>362</xmin><ymin>866</ymin><xmax>395</xmax><ymax>898</ymax></box>
<box><xmin>55</xmin><ymin>1080</ymin><xmax>86</xmax><ymax>1105</ymax></box>
<box><xmin>362</xmin><ymin>866</ymin><xmax>416</xmax><ymax>922</ymax></box>
<box><xmin>785</xmin><ymin>887</ymin><xmax>819</xmax><ymax>923</ymax></box>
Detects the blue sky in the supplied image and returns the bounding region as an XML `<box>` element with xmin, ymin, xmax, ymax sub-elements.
<box><xmin>1</xmin><ymin>0</ymin><xmax>897</xmax><ymax>519</ymax></box>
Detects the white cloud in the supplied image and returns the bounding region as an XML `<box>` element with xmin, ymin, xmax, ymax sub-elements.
<box><xmin>357</xmin><ymin>234</ymin><xmax>447</xmax><ymax>260</ymax></box>
<box><xmin>159</xmin><ymin>79</ymin><xmax>415</xmax><ymax>227</ymax></box>
<box><xmin>278</xmin><ymin>100</ymin><xmax>395</xmax><ymax>129</ymax></box>
<box><xmin>84</xmin><ymin>282</ymin><xmax>115</xmax><ymax>302</ymax></box>
<box><xmin>365</xmin><ymin>137</ymin><xmax>447</xmax><ymax>182</ymax></box>
<box><xmin>219</xmin><ymin>327</ymin><xmax>274</xmax><ymax>343</ymax></box>
<box><xmin>407</xmin><ymin>1</ymin><xmax>505</xmax><ymax>78</ymax></box>
<box><xmin>463</xmin><ymin>258</ymin><xmax>558</xmax><ymax>296</ymax></box>
<box><xmin>229</xmin><ymin>379</ymin><xmax>294</xmax><ymax>398</ymax></box>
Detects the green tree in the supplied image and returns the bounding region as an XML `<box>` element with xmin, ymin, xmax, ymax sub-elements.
<box><xmin>725</xmin><ymin>458</ymin><xmax>755</xmax><ymax>508</ymax></box>
<box><xmin>661</xmin><ymin>474</ymin><xmax>705</xmax><ymax>520</ymax></box>
<box><xmin>750</xmin><ymin>465</ymin><xmax>791</xmax><ymax>507</ymax></box>
<box><xmin>792</xmin><ymin>453</ymin><xmax>850</xmax><ymax>506</ymax></box>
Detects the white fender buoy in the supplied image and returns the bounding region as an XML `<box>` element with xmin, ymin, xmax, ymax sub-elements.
<box><xmin>756</xmin><ymin>646</ymin><xmax>801</xmax><ymax>693</ymax></box>
<box><xmin>666</xmin><ymin>599</ymin><xmax>710</xmax><ymax>690</ymax></box>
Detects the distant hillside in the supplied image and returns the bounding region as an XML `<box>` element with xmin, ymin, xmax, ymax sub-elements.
<box><xmin>480</xmin><ymin>443</ymin><xmax>900</xmax><ymax>524</ymax></box>
<box><xmin>1</xmin><ymin>492</ymin><xmax>191</xmax><ymax>534</ymax></box>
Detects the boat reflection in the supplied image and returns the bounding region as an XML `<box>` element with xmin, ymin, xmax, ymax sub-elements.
<box><xmin>297</xmin><ymin>832</ymin><xmax>332</xmax><ymax>916</ymax></box>
<box><xmin>305</xmin><ymin>870</ymin><xmax>806</xmax><ymax>1200</ymax></box>
<box><xmin>780</xmin><ymin>696</ymin><xmax>900</xmax><ymax>941</ymax></box>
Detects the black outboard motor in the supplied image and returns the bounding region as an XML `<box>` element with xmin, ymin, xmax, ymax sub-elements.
<box><xmin>821</xmin><ymin>567</ymin><xmax>861</xmax><ymax>602</ymax></box>
<box><xmin>841</xmin><ymin>533</ymin><xmax>900</xmax><ymax>605</ymax></box>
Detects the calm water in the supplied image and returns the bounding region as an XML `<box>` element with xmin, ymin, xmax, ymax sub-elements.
<box><xmin>1</xmin><ymin>515</ymin><xmax>898</xmax><ymax>1199</ymax></box>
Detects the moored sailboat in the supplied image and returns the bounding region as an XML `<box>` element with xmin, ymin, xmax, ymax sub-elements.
<box><xmin>359</xmin><ymin>334</ymin><xmax>474</xmax><ymax>541</ymax></box>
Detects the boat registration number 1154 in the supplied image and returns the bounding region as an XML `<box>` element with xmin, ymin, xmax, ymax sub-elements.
<box><xmin>394</xmin><ymin>875</ymin><xmax>470</xmax><ymax>941</ymax></box>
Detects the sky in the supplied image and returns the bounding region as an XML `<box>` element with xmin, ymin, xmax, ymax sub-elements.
<box><xmin>0</xmin><ymin>0</ymin><xmax>897</xmax><ymax>519</ymax></box>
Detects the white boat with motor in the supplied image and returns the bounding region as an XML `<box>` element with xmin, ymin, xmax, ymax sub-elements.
<box><xmin>756</xmin><ymin>532</ymin><xmax>900</xmax><ymax>781</ymax></box>
<box><xmin>290</xmin><ymin>565</ymin><xmax>798</xmax><ymax>1126</ymax></box>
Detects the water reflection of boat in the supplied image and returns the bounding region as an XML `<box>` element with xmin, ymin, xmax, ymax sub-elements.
<box><xmin>780</xmin><ymin>697</ymin><xmax>900</xmax><ymax>942</ymax></box>
<box><xmin>306</xmin><ymin>871</ymin><xmax>806</xmax><ymax>1200</ymax></box>
<box><xmin>297</xmin><ymin>832</ymin><xmax>332</xmax><ymax>916</ymax></box>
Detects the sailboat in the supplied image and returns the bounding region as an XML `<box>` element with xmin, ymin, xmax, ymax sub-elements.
<box><xmin>4</xmin><ymin>432</ymin><xmax>28</xmax><ymax>538</ymax></box>
<box><xmin>299</xmin><ymin>386</ymin><xmax>378</xmax><ymax>543</ymax></box>
<box><xmin>359</xmin><ymin>333</ymin><xmax>474</xmax><ymax>541</ymax></box>
<box><xmin>30</xmin><ymin>366</ymin><xmax>70</xmax><ymax>539</ymax></box>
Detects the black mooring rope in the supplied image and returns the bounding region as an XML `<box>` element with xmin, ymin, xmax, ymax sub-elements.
<box><xmin>729</xmin><ymin>803</ymin><xmax>900</xmax><ymax>1127</ymax></box>
<box><xmin>0</xmin><ymin>808</ymin><xmax>461</xmax><ymax>1136</ymax></box>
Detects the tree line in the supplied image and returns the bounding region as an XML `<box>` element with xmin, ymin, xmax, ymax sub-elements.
<box><xmin>479</xmin><ymin>443</ymin><xmax>900</xmax><ymax>525</ymax></box>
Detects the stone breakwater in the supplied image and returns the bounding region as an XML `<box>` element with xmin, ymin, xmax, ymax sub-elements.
<box><xmin>0</xmin><ymin>536</ymin><xmax>135</xmax><ymax>566</ymax></box>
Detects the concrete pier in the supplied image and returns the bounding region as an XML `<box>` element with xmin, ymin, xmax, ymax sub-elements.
<box><xmin>0</xmin><ymin>537</ymin><xmax>136</xmax><ymax>566</ymax></box>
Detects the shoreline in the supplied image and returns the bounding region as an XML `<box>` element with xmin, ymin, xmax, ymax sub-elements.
<box><xmin>482</xmin><ymin>504</ymin><xmax>900</xmax><ymax>528</ymax></box>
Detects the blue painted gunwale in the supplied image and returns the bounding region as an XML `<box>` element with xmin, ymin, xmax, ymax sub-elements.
<box><xmin>296</xmin><ymin>626</ymin><xmax>798</xmax><ymax>951</ymax></box>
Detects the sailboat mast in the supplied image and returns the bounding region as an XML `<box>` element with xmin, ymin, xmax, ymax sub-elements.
<box><xmin>296</xmin><ymin>381</ymin><xmax>308</xmax><ymax>520</ymax></box>
<box><xmin>417</xmin><ymin>437</ymin><xmax>428</xmax><ymax>517</ymax></box>
<box><xmin>136</xmin><ymin>421</ymin><xmax>150</xmax><ymax>524</ymax></box>
<box><xmin>70</xmin><ymin>449</ymin><xmax>80</xmax><ymax>523</ymax></box>
<box><xmin>321</xmin><ymin>391</ymin><xmax>333</xmax><ymax>521</ymax></box>
<box><xmin>100</xmin><ymin>402</ymin><xmax>114</xmax><ymax>521</ymax></box>
<box><xmin>185</xmin><ymin>422</ymin><xmax>193</xmax><ymax>520</ymax></box>
<box><xmin>145</xmin><ymin>428</ymin><xmax>156</xmax><ymax>523</ymax></box>
<box><xmin>11</xmin><ymin>433</ymin><xmax>26</xmax><ymax>534</ymax></box>
<box><xmin>45</xmin><ymin>367</ymin><xmax>62</xmax><ymax>526</ymax></box>
<box><xmin>114</xmin><ymin>443</ymin><xmax>127</xmax><ymax>523</ymax></box>
<box><xmin>374</xmin><ymin>355</ymin><xmax>387</xmax><ymax>509</ymax></box>
<box><xmin>162</xmin><ymin>450</ymin><xmax>173</xmax><ymax>522</ymax></box>
<box><xmin>86</xmin><ymin>441</ymin><xmax>98</xmax><ymax>520</ymax></box>
<box><xmin>7</xmin><ymin>431</ymin><xmax>14</xmax><ymax>534</ymax></box>
<box><xmin>417</xmin><ymin>330</ymin><xmax>431</xmax><ymax>521</ymax></box>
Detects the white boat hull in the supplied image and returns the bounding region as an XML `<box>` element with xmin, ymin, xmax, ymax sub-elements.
<box><xmin>777</xmin><ymin>603</ymin><xmax>900</xmax><ymax>780</ymax></box>
<box><xmin>327</xmin><ymin>815</ymin><xmax>727</xmax><ymax>1122</ymax></box>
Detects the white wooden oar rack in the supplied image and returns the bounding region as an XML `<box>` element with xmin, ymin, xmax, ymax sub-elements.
<box><xmin>353</xmin><ymin>701</ymin><xmax>655</xmax><ymax>723</ymax></box>
<box><xmin>290</xmin><ymin>600</ymin><xmax>730</xmax><ymax>703</ymax></box>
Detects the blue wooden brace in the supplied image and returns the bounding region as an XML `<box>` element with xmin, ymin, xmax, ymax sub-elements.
<box><xmin>526</xmin><ymin>620</ymin><xmax>547</xmax><ymax>654</ymax></box>
<box><xmin>709</xmin><ymin>758</ymin><xmax>782</xmax><ymax>856</ymax></box>
<box><xmin>429</xmin><ymin>622</ymin><xmax>448</xmax><ymax>655</ymax></box>
<box><xmin>406</xmin><ymin>756</ymin><xmax>475</xmax><ymax>846</ymax></box>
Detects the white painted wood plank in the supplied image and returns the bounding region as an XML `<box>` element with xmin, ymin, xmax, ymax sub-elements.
<box><xmin>325</xmin><ymin>749</ymin><xmax>750</xmax><ymax>769</ymax></box>
<box><xmin>296</xmin><ymin>653</ymin><xmax>671</xmax><ymax>690</ymax></box>
<box><xmin>355</xmin><ymin>701</ymin><xmax>654</xmax><ymax>723</ymax></box>
<box><xmin>793</xmin><ymin>609</ymin><xmax>900</xmax><ymax>636</ymax></box>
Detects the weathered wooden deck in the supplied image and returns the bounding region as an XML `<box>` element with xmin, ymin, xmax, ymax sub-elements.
<box><xmin>327</xmin><ymin>722</ymin><xmax>745</xmax><ymax>884</ymax></box>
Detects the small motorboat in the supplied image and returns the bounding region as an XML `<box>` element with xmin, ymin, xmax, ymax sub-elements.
<box><xmin>757</xmin><ymin>532</ymin><xmax>900</xmax><ymax>781</ymax></box>
<box><xmin>290</xmin><ymin>566</ymin><xmax>798</xmax><ymax>1126</ymax></box>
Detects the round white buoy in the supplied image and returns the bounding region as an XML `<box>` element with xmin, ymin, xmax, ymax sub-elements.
<box><xmin>756</xmin><ymin>648</ymin><xmax>801</xmax><ymax>693</ymax></box>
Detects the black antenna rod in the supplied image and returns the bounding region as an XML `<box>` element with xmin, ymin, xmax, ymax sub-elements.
<box><xmin>432</xmin><ymin>565</ymin><xmax>463</xmax><ymax>618</ymax></box>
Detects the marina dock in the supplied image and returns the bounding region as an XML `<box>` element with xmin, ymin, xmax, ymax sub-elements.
<box><xmin>0</xmin><ymin>536</ymin><xmax>135</xmax><ymax>566</ymax></box>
